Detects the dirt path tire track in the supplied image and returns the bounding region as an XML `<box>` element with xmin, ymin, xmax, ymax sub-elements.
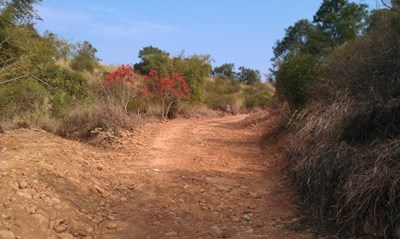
<box><xmin>0</xmin><ymin>114</ymin><xmax>310</xmax><ymax>239</ymax></box>
<box><xmin>97</xmin><ymin>115</ymin><xmax>309</xmax><ymax>239</ymax></box>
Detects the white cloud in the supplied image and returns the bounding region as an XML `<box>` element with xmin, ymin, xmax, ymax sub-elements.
<box><xmin>36</xmin><ymin>6</ymin><xmax>91</xmax><ymax>24</ymax></box>
<box><xmin>91</xmin><ymin>22</ymin><xmax>178</xmax><ymax>38</ymax></box>
<box><xmin>36</xmin><ymin>5</ymin><xmax>178</xmax><ymax>39</ymax></box>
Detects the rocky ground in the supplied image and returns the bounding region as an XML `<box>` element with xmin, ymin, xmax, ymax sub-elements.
<box><xmin>0</xmin><ymin>113</ymin><xmax>311</xmax><ymax>239</ymax></box>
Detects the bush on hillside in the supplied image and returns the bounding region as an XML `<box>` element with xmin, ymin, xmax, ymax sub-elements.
<box><xmin>44</xmin><ymin>66</ymin><xmax>88</xmax><ymax>117</ymax></box>
<box><xmin>70</xmin><ymin>41</ymin><xmax>99</xmax><ymax>73</ymax></box>
<box><xmin>0</xmin><ymin>79</ymin><xmax>50</xmax><ymax>119</ymax></box>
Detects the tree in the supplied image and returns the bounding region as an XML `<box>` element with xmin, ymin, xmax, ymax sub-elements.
<box><xmin>275</xmin><ymin>54</ymin><xmax>320</xmax><ymax>109</ymax></box>
<box><xmin>0</xmin><ymin>0</ymin><xmax>41</xmax><ymax>24</ymax></box>
<box><xmin>272</xmin><ymin>19</ymin><xmax>327</xmax><ymax>63</ymax></box>
<box><xmin>313</xmin><ymin>0</ymin><xmax>368</xmax><ymax>46</ymax></box>
<box><xmin>378</xmin><ymin>0</ymin><xmax>400</xmax><ymax>13</ymax></box>
<box><xmin>271</xmin><ymin>0</ymin><xmax>368</xmax><ymax>109</ymax></box>
<box><xmin>133</xmin><ymin>47</ymin><xmax>212</xmax><ymax>104</ymax></box>
<box><xmin>43</xmin><ymin>31</ymin><xmax>71</xmax><ymax>61</ymax></box>
<box><xmin>134</xmin><ymin>46</ymin><xmax>171</xmax><ymax>76</ymax></box>
<box><xmin>0</xmin><ymin>1</ymin><xmax>91</xmax><ymax>120</ymax></box>
<box><xmin>212</xmin><ymin>63</ymin><xmax>238</xmax><ymax>81</ymax></box>
<box><xmin>70</xmin><ymin>41</ymin><xmax>99</xmax><ymax>73</ymax></box>
<box><xmin>0</xmin><ymin>0</ymin><xmax>43</xmax><ymax>85</ymax></box>
<box><xmin>237</xmin><ymin>66</ymin><xmax>261</xmax><ymax>85</ymax></box>
<box><xmin>271</xmin><ymin>20</ymin><xmax>322</xmax><ymax>109</ymax></box>
<box><xmin>171</xmin><ymin>55</ymin><xmax>211</xmax><ymax>103</ymax></box>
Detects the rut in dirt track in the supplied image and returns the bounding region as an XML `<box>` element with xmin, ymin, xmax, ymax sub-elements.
<box><xmin>98</xmin><ymin>115</ymin><xmax>309</xmax><ymax>239</ymax></box>
<box><xmin>0</xmin><ymin>114</ymin><xmax>310</xmax><ymax>239</ymax></box>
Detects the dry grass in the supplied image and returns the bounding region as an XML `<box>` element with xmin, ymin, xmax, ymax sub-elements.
<box><xmin>1</xmin><ymin>112</ymin><xmax>61</xmax><ymax>133</ymax></box>
<box><xmin>177</xmin><ymin>105</ymin><xmax>226</xmax><ymax>119</ymax></box>
<box><xmin>287</xmin><ymin>98</ymin><xmax>400</xmax><ymax>238</ymax></box>
<box><xmin>58</xmin><ymin>103</ymin><xmax>141</xmax><ymax>139</ymax></box>
<box><xmin>285</xmin><ymin>12</ymin><xmax>400</xmax><ymax>238</ymax></box>
<box><xmin>0</xmin><ymin>103</ymin><xmax>144</xmax><ymax>142</ymax></box>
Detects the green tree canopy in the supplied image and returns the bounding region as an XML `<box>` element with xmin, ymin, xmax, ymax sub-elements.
<box><xmin>134</xmin><ymin>45</ymin><xmax>171</xmax><ymax>76</ymax></box>
<box><xmin>271</xmin><ymin>0</ymin><xmax>368</xmax><ymax>109</ymax></box>
<box><xmin>238</xmin><ymin>66</ymin><xmax>261</xmax><ymax>85</ymax></box>
<box><xmin>313</xmin><ymin>0</ymin><xmax>368</xmax><ymax>46</ymax></box>
<box><xmin>0</xmin><ymin>1</ymin><xmax>89</xmax><ymax>118</ymax></box>
<box><xmin>70</xmin><ymin>41</ymin><xmax>99</xmax><ymax>73</ymax></box>
<box><xmin>212</xmin><ymin>63</ymin><xmax>237</xmax><ymax>81</ymax></box>
<box><xmin>272</xmin><ymin>19</ymin><xmax>327</xmax><ymax>63</ymax></box>
<box><xmin>133</xmin><ymin>46</ymin><xmax>212</xmax><ymax>103</ymax></box>
<box><xmin>275</xmin><ymin>54</ymin><xmax>320</xmax><ymax>108</ymax></box>
<box><xmin>172</xmin><ymin>54</ymin><xmax>212</xmax><ymax>103</ymax></box>
<box><xmin>0</xmin><ymin>0</ymin><xmax>41</xmax><ymax>24</ymax></box>
<box><xmin>43</xmin><ymin>31</ymin><xmax>71</xmax><ymax>61</ymax></box>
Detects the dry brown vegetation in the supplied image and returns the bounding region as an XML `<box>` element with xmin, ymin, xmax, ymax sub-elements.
<box><xmin>285</xmin><ymin>10</ymin><xmax>400</xmax><ymax>238</ymax></box>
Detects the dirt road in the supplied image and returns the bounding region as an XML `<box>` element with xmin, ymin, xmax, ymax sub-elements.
<box><xmin>0</xmin><ymin>114</ymin><xmax>310</xmax><ymax>239</ymax></box>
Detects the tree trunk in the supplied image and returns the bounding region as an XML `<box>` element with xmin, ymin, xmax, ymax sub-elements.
<box><xmin>165</xmin><ymin>100</ymin><xmax>176</xmax><ymax>119</ymax></box>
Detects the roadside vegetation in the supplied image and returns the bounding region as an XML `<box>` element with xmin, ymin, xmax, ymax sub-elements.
<box><xmin>0</xmin><ymin>0</ymin><xmax>274</xmax><ymax>139</ymax></box>
<box><xmin>271</xmin><ymin>0</ymin><xmax>400</xmax><ymax>237</ymax></box>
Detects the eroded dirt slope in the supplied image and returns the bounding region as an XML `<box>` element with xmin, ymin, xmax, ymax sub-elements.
<box><xmin>0</xmin><ymin>114</ymin><xmax>309</xmax><ymax>239</ymax></box>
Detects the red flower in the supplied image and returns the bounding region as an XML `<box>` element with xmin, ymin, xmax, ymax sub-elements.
<box><xmin>102</xmin><ymin>64</ymin><xmax>135</xmax><ymax>87</ymax></box>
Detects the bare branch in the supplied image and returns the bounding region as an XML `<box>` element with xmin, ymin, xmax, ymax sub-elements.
<box><xmin>0</xmin><ymin>74</ymin><xmax>29</xmax><ymax>85</ymax></box>
<box><xmin>0</xmin><ymin>26</ymin><xmax>22</xmax><ymax>47</ymax></box>
<box><xmin>0</xmin><ymin>57</ymin><xmax>19</xmax><ymax>66</ymax></box>
<box><xmin>32</xmin><ymin>76</ymin><xmax>53</xmax><ymax>88</ymax></box>
<box><xmin>0</xmin><ymin>55</ymin><xmax>28</xmax><ymax>76</ymax></box>
<box><xmin>381</xmin><ymin>0</ymin><xmax>400</xmax><ymax>13</ymax></box>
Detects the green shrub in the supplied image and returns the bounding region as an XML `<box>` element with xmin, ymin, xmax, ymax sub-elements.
<box><xmin>0</xmin><ymin>79</ymin><xmax>50</xmax><ymax>119</ymax></box>
<box><xmin>275</xmin><ymin>53</ymin><xmax>320</xmax><ymax>109</ymax></box>
<box><xmin>70</xmin><ymin>41</ymin><xmax>99</xmax><ymax>73</ymax></box>
<box><xmin>204</xmin><ymin>78</ymin><xmax>240</xmax><ymax>110</ymax></box>
<box><xmin>243</xmin><ymin>84</ymin><xmax>274</xmax><ymax>109</ymax></box>
<box><xmin>42</xmin><ymin>65</ymin><xmax>88</xmax><ymax>117</ymax></box>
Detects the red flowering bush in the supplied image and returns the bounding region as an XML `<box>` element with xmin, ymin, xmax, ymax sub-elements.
<box><xmin>103</xmin><ymin>64</ymin><xmax>134</xmax><ymax>87</ymax></box>
<box><xmin>144</xmin><ymin>70</ymin><xmax>190</xmax><ymax>118</ymax></box>
<box><xmin>102</xmin><ymin>65</ymin><xmax>147</xmax><ymax>112</ymax></box>
<box><xmin>102</xmin><ymin>66</ymin><xmax>190</xmax><ymax>118</ymax></box>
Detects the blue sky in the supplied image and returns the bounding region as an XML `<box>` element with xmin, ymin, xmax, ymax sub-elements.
<box><xmin>34</xmin><ymin>1</ymin><xmax>380</xmax><ymax>78</ymax></box>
